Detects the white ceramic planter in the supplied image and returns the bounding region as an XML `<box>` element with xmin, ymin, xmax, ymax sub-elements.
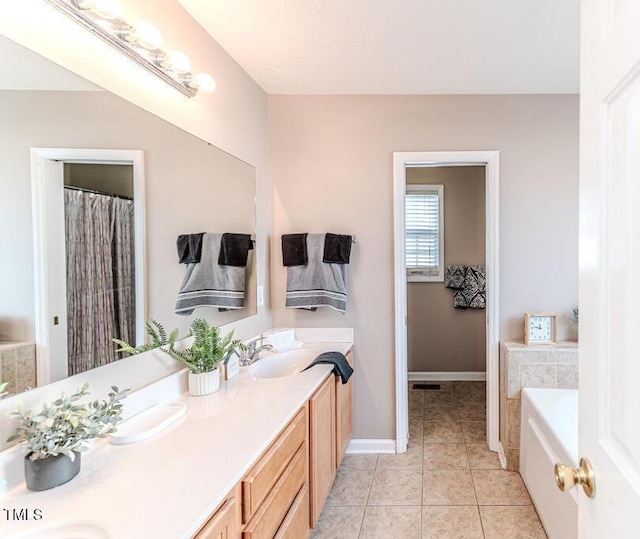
<box><xmin>188</xmin><ymin>369</ymin><xmax>220</xmax><ymax>396</ymax></box>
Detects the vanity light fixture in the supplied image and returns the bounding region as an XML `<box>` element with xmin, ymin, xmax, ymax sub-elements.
<box><xmin>45</xmin><ymin>0</ymin><xmax>216</xmax><ymax>98</ymax></box>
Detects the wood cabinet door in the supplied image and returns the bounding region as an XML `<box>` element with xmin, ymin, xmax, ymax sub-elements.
<box><xmin>309</xmin><ymin>375</ymin><xmax>336</xmax><ymax>527</ymax></box>
<box><xmin>335</xmin><ymin>351</ymin><xmax>353</xmax><ymax>468</ymax></box>
<box><xmin>195</xmin><ymin>484</ymin><xmax>241</xmax><ymax>539</ymax></box>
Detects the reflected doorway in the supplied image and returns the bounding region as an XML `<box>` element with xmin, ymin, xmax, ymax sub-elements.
<box><xmin>31</xmin><ymin>148</ymin><xmax>146</xmax><ymax>386</ymax></box>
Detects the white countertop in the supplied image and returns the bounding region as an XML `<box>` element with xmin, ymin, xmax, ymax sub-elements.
<box><xmin>0</xmin><ymin>339</ymin><xmax>352</xmax><ymax>538</ymax></box>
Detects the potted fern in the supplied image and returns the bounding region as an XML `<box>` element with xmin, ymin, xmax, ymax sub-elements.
<box><xmin>7</xmin><ymin>383</ymin><xmax>128</xmax><ymax>491</ymax></box>
<box><xmin>164</xmin><ymin>319</ymin><xmax>241</xmax><ymax>396</ymax></box>
<box><xmin>113</xmin><ymin>319</ymin><xmax>179</xmax><ymax>355</ymax></box>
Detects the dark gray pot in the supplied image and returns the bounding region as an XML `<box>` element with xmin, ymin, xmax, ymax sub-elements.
<box><xmin>24</xmin><ymin>451</ymin><xmax>81</xmax><ymax>491</ymax></box>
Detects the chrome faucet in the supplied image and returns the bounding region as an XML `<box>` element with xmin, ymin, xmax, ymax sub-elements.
<box><xmin>238</xmin><ymin>336</ymin><xmax>274</xmax><ymax>366</ymax></box>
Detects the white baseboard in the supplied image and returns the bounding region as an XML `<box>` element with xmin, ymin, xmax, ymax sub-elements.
<box><xmin>346</xmin><ymin>439</ymin><xmax>396</xmax><ymax>454</ymax></box>
<box><xmin>408</xmin><ymin>371</ymin><xmax>486</xmax><ymax>382</ymax></box>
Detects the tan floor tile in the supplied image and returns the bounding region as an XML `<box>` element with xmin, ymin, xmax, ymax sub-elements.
<box><xmin>454</xmin><ymin>381</ymin><xmax>486</xmax><ymax>392</ymax></box>
<box><xmin>479</xmin><ymin>505</ymin><xmax>547</xmax><ymax>539</ymax></box>
<box><xmin>311</xmin><ymin>506</ymin><xmax>365</xmax><ymax>539</ymax></box>
<box><xmin>359</xmin><ymin>506</ymin><xmax>421</xmax><ymax>539</ymax></box>
<box><xmin>466</xmin><ymin>442</ymin><xmax>502</xmax><ymax>469</ymax></box>
<box><xmin>410</xmin><ymin>406</ymin><xmax>425</xmax><ymax>422</ymax></box>
<box><xmin>377</xmin><ymin>441</ymin><xmax>423</xmax><ymax>469</ymax></box>
<box><xmin>368</xmin><ymin>468</ymin><xmax>422</xmax><ymax>505</ymax></box>
<box><xmin>411</xmin><ymin>398</ymin><xmax>425</xmax><ymax>413</ymax></box>
<box><xmin>461</xmin><ymin>421</ymin><xmax>486</xmax><ymax>443</ymax></box>
<box><xmin>424</xmin><ymin>422</ymin><xmax>464</xmax><ymax>443</ymax></box>
<box><xmin>455</xmin><ymin>382</ymin><xmax>487</xmax><ymax>405</ymax></box>
<box><xmin>340</xmin><ymin>454</ymin><xmax>378</xmax><ymax>469</ymax></box>
<box><xmin>458</xmin><ymin>405</ymin><xmax>486</xmax><ymax>422</ymax></box>
<box><xmin>410</xmin><ymin>390</ymin><xmax>425</xmax><ymax>407</ymax></box>
<box><xmin>425</xmin><ymin>392</ymin><xmax>457</xmax><ymax>406</ymax></box>
<box><xmin>325</xmin><ymin>469</ymin><xmax>374</xmax><ymax>506</ymax></box>
<box><xmin>422</xmin><ymin>506</ymin><xmax>484</xmax><ymax>539</ymax></box>
<box><xmin>410</xmin><ymin>420</ymin><xmax>424</xmax><ymax>441</ymax></box>
<box><xmin>456</xmin><ymin>391</ymin><xmax>486</xmax><ymax>405</ymax></box>
<box><xmin>423</xmin><ymin>443</ymin><xmax>469</xmax><ymax>469</ymax></box>
<box><xmin>425</xmin><ymin>405</ymin><xmax>460</xmax><ymax>423</ymax></box>
<box><xmin>472</xmin><ymin>470</ymin><xmax>532</xmax><ymax>505</ymax></box>
<box><xmin>422</xmin><ymin>469</ymin><xmax>477</xmax><ymax>505</ymax></box>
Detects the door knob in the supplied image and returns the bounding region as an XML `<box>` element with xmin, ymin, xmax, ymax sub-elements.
<box><xmin>554</xmin><ymin>457</ymin><xmax>596</xmax><ymax>498</ymax></box>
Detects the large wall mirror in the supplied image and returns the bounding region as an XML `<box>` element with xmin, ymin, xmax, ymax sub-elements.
<box><xmin>0</xmin><ymin>35</ymin><xmax>257</xmax><ymax>398</ymax></box>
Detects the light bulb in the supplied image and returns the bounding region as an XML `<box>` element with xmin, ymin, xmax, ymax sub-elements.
<box><xmin>190</xmin><ymin>73</ymin><xmax>217</xmax><ymax>93</ymax></box>
<box><xmin>164</xmin><ymin>50</ymin><xmax>191</xmax><ymax>74</ymax></box>
<box><xmin>75</xmin><ymin>0</ymin><xmax>122</xmax><ymax>19</ymax></box>
<box><xmin>131</xmin><ymin>22</ymin><xmax>162</xmax><ymax>50</ymax></box>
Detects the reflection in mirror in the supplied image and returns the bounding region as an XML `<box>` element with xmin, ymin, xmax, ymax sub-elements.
<box><xmin>0</xmin><ymin>35</ymin><xmax>257</xmax><ymax>398</ymax></box>
<box><xmin>64</xmin><ymin>165</ymin><xmax>136</xmax><ymax>375</ymax></box>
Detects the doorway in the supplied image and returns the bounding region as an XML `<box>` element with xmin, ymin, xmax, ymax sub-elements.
<box><xmin>393</xmin><ymin>151</ymin><xmax>500</xmax><ymax>454</ymax></box>
<box><xmin>31</xmin><ymin>148</ymin><xmax>146</xmax><ymax>386</ymax></box>
<box><xmin>406</xmin><ymin>165</ymin><xmax>486</xmax><ymax>379</ymax></box>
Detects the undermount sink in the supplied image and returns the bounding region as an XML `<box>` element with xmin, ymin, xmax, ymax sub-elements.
<box><xmin>5</xmin><ymin>521</ymin><xmax>109</xmax><ymax>539</ymax></box>
<box><xmin>248</xmin><ymin>349</ymin><xmax>319</xmax><ymax>379</ymax></box>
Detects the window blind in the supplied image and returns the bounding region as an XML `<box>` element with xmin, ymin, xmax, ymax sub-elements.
<box><xmin>405</xmin><ymin>189</ymin><xmax>441</xmax><ymax>272</ymax></box>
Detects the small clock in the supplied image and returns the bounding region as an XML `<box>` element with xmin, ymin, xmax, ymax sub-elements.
<box><xmin>524</xmin><ymin>312</ymin><xmax>557</xmax><ymax>345</ymax></box>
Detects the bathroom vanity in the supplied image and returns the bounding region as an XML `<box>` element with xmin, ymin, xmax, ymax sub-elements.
<box><xmin>0</xmin><ymin>331</ymin><xmax>353</xmax><ymax>539</ymax></box>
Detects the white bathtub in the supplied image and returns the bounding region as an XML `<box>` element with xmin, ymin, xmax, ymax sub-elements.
<box><xmin>520</xmin><ymin>388</ymin><xmax>578</xmax><ymax>539</ymax></box>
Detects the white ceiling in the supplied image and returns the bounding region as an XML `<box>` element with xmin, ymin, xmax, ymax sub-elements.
<box><xmin>178</xmin><ymin>0</ymin><xmax>579</xmax><ymax>95</ymax></box>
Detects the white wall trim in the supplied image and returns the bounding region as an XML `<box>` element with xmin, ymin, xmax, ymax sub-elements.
<box><xmin>31</xmin><ymin>148</ymin><xmax>146</xmax><ymax>386</ymax></box>
<box><xmin>497</xmin><ymin>441</ymin><xmax>507</xmax><ymax>469</ymax></box>
<box><xmin>393</xmin><ymin>150</ymin><xmax>500</xmax><ymax>454</ymax></box>
<box><xmin>346</xmin><ymin>439</ymin><xmax>397</xmax><ymax>454</ymax></box>
<box><xmin>409</xmin><ymin>372</ymin><xmax>487</xmax><ymax>382</ymax></box>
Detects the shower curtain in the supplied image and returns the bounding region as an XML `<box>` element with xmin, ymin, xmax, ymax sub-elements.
<box><xmin>64</xmin><ymin>189</ymin><xmax>136</xmax><ymax>375</ymax></box>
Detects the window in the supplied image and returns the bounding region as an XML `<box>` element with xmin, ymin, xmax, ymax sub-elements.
<box><xmin>405</xmin><ymin>184</ymin><xmax>444</xmax><ymax>282</ymax></box>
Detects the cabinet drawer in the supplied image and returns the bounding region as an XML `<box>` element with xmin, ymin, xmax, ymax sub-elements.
<box><xmin>274</xmin><ymin>486</ymin><xmax>310</xmax><ymax>539</ymax></box>
<box><xmin>242</xmin><ymin>445</ymin><xmax>307</xmax><ymax>539</ymax></box>
<box><xmin>242</xmin><ymin>407</ymin><xmax>307</xmax><ymax>523</ymax></box>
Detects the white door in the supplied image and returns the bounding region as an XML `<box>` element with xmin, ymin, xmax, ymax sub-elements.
<box><xmin>579</xmin><ymin>0</ymin><xmax>640</xmax><ymax>536</ymax></box>
<box><xmin>32</xmin><ymin>154</ymin><xmax>68</xmax><ymax>384</ymax></box>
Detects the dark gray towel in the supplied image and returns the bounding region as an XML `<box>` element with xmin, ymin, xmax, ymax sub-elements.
<box><xmin>218</xmin><ymin>233</ymin><xmax>253</xmax><ymax>267</ymax></box>
<box><xmin>302</xmin><ymin>351</ymin><xmax>353</xmax><ymax>384</ymax></box>
<box><xmin>323</xmin><ymin>233</ymin><xmax>352</xmax><ymax>264</ymax></box>
<box><xmin>286</xmin><ymin>234</ymin><xmax>347</xmax><ymax>312</ymax></box>
<box><xmin>282</xmin><ymin>233</ymin><xmax>308</xmax><ymax>266</ymax></box>
<box><xmin>175</xmin><ymin>233</ymin><xmax>246</xmax><ymax>314</ymax></box>
<box><xmin>177</xmin><ymin>233</ymin><xmax>205</xmax><ymax>264</ymax></box>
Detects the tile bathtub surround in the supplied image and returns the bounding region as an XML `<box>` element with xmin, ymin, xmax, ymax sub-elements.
<box><xmin>499</xmin><ymin>340</ymin><xmax>578</xmax><ymax>471</ymax></box>
<box><xmin>0</xmin><ymin>342</ymin><xmax>36</xmax><ymax>395</ymax></box>
<box><xmin>312</xmin><ymin>381</ymin><xmax>547</xmax><ymax>539</ymax></box>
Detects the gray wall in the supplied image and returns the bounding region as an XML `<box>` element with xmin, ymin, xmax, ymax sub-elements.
<box><xmin>269</xmin><ymin>94</ymin><xmax>579</xmax><ymax>440</ymax></box>
<box><xmin>406</xmin><ymin>166</ymin><xmax>486</xmax><ymax>374</ymax></box>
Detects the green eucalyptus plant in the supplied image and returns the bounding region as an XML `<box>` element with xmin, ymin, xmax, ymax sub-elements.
<box><xmin>0</xmin><ymin>381</ymin><xmax>8</xmax><ymax>400</ymax></box>
<box><xmin>112</xmin><ymin>319</ymin><xmax>179</xmax><ymax>355</ymax></box>
<box><xmin>164</xmin><ymin>318</ymin><xmax>241</xmax><ymax>374</ymax></box>
<box><xmin>7</xmin><ymin>383</ymin><xmax>129</xmax><ymax>461</ymax></box>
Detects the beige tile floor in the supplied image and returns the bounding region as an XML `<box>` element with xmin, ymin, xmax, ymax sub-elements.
<box><xmin>311</xmin><ymin>381</ymin><xmax>547</xmax><ymax>539</ymax></box>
